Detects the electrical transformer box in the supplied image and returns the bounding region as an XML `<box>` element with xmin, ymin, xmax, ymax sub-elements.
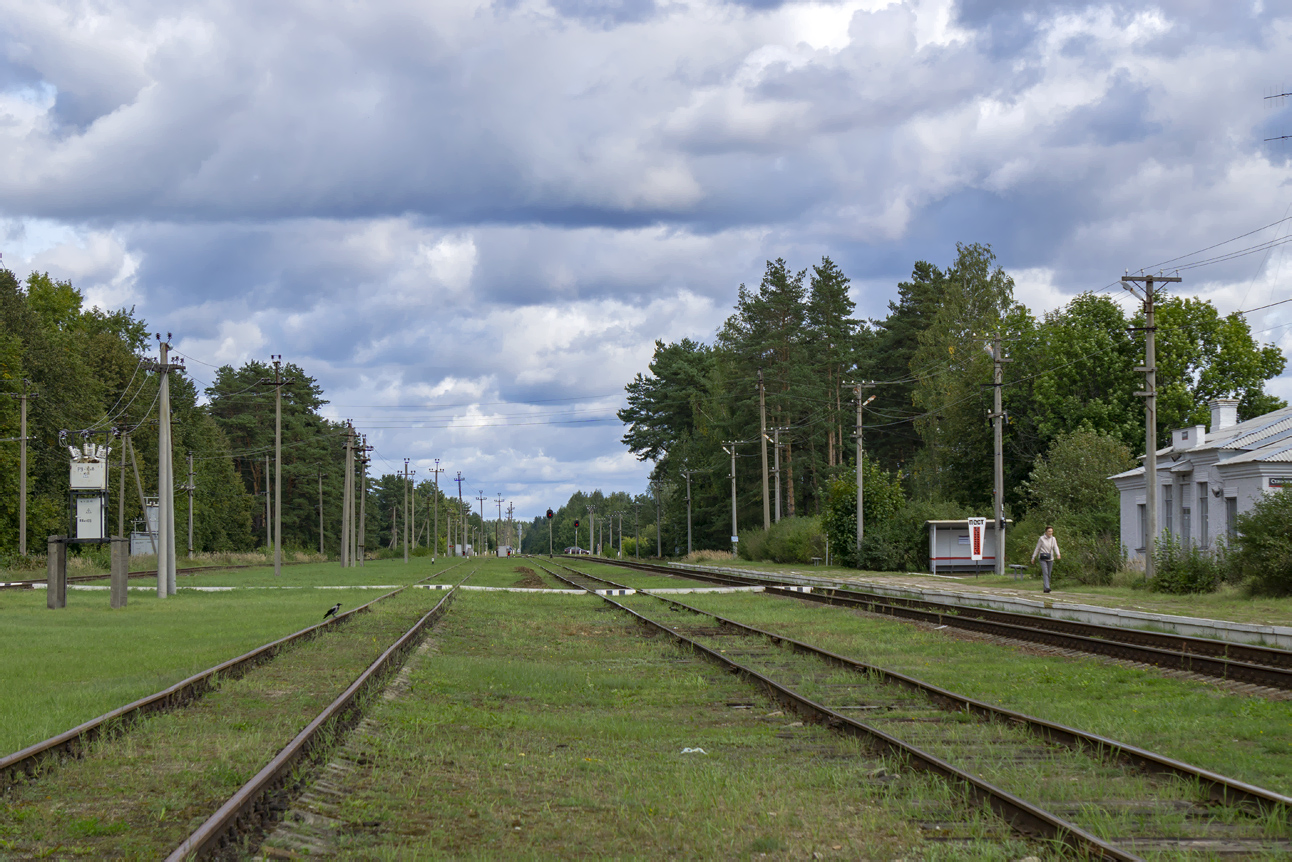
<box><xmin>71</xmin><ymin>462</ymin><xmax>108</xmax><ymax>490</ymax></box>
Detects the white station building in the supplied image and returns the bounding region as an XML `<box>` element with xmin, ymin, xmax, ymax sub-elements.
<box><xmin>1109</xmin><ymin>398</ymin><xmax>1292</xmax><ymax>560</ymax></box>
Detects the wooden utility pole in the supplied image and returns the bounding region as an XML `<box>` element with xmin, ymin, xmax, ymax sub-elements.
<box><xmin>476</xmin><ymin>492</ymin><xmax>488</xmax><ymax>554</ymax></box>
<box><xmin>852</xmin><ymin>383</ymin><xmax>876</xmax><ymax>560</ymax></box>
<box><xmin>758</xmin><ymin>369</ymin><xmax>770</xmax><ymax>530</ymax></box>
<box><xmin>1123</xmin><ymin>272</ymin><xmax>1181</xmax><ymax>582</ymax></box>
<box><xmin>722</xmin><ymin>441</ymin><xmax>738</xmax><ymax>554</ymax></box>
<box><xmin>7</xmin><ymin>380</ymin><xmax>36</xmax><ymax>556</ymax></box>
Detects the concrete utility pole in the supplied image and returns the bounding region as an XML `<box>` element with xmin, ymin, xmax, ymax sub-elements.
<box><xmin>454</xmin><ymin>472</ymin><xmax>465</xmax><ymax>555</ymax></box>
<box><xmin>495</xmin><ymin>494</ymin><xmax>505</xmax><ymax>555</ymax></box>
<box><xmin>633</xmin><ymin>501</ymin><xmax>640</xmax><ymax>559</ymax></box>
<box><xmin>506</xmin><ymin>502</ymin><xmax>515</xmax><ymax>551</ymax></box>
<box><xmin>265</xmin><ymin>454</ymin><xmax>272</xmax><ymax>553</ymax></box>
<box><xmin>7</xmin><ymin>380</ymin><xmax>36</xmax><ymax>556</ymax></box>
<box><xmin>476</xmin><ymin>491</ymin><xmax>487</xmax><ymax>554</ymax></box>
<box><xmin>985</xmin><ymin>336</ymin><xmax>1011</xmax><ymax>577</ymax></box>
<box><xmin>617</xmin><ymin>510</ymin><xmax>624</xmax><ymax>558</ymax></box>
<box><xmin>317</xmin><ymin>467</ymin><xmax>325</xmax><ymax>556</ymax></box>
<box><xmin>429</xmin><ymin>459</ymin><xmax>443</xmax><ymax>558</ymax></box>
<box><xmin>259</xmin><ymin>356</ymin><xmax>294</xmax><ymax>578</ymax></box>
<box><xmin>341</xmin><ymin>426</ymin><xmax>353</xmax><ymax>567</ymax></box>
<box><xmin>758</xmin><ymin>369</ymin><xmax>770</xmax><ymax>530</ymax></box>
<box><xmin>153</xmin><ymin>336</ymin><xmax>181</xmax><ymax>596</ymax></box>
<box><xmin>680</xmin><ymin>465</ymin><xmax>698</xmax><ymax>556</ymax></box>
<box><xmin>587</xmin><ymin>505</ymin><xmax>596</xmax><ymax>555</ymax></box>
<box><xmin>653</xmin><ymin>482</ymin><xmax>662</xmax><ymax>557</ymax></box>
<box><xmin>358</xmin><ymin>437</ymin><xmax>370</xmax><ymax>566</ymax></box>
<box><xmin>186</xmin><ymin>451</ymin><xmax>195</xmax><ymax>558</ymax></box>
<box><xmin>852</xmin><ymin>383</ymin><xmax>876</xmax><ymax>560</ymax></box>
<box><xmin>722</xmin><ymin>441</ymin><xmax>738</xmax><ymax>554</ymax></box>
<box><xmin>404</xmin><ymin>459</ymin><xmax>411</xmax><ymax>563</ymax></box>
<box><xmin>1123</xmin><ymin>272</ymin><xmax>1181</xmax><ymax>582</ymax></box>
<box><xmin>410</xmin><ymin>469</ymin><xmax>417</xmax><ymax>551</ymax></box>
<box><xmin>772</xmin><ymin>427</ymin><xmax>785</xmax><ymax>523</ymax></box>
<box><xmin>117</xmin><ymin>427</ymin><xmax>127</xmax><ymax>538</ymax></box>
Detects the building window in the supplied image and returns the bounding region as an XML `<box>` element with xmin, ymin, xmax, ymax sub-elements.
<box><xmin>1198</xmin><ymin>483</ymin><xmax>1209</xmax><ymax>549</ymax></box>
<box><xmin>1182</xmin><ymin>507</ymin><xmax>1191</xmax><ymax>546</ymax></box>
<box><xmin>1164</xmin><ymin>485</ymin><xmax>1173</xmax><ymax>536</ymax></box>
<box><xmin>1226</xmin><ymin>497</ymin><xmax>1238</xmax><ymax>540</ymax></box>
<box><xmin>1138</xmin><ymin>503</ymin><xmax>1147</xmax><ymax>551</ymax></box>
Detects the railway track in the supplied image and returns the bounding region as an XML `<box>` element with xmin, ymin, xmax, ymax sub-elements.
<box><xmin>586</xmin><ymin>557</ymin><xmax>1292</xmax><ymax>692</ymax></box>
<box><xmin>1</xmin><ymin>562</ymin><xmax>464</xmax><ymax>794</ymax></box>
<box><xmin>547</xmin><ymin>560</ymin><xmax>1292</xmax><ymax>861</ymax></box>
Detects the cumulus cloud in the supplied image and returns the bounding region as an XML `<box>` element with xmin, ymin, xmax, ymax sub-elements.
<box><xmin>3</xmin><ymin>0</ymin><xmax>1292</xmax><ymax>513</ymax></box>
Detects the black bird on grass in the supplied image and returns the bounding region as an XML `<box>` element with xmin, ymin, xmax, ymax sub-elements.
<box><xmin>323</xmin><ymin>602</ymin><xmax>341</xmax><ymax>620</ymax></box>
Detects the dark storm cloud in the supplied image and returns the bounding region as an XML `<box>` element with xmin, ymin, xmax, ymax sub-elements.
<box><xmin>5</xmin><ymin>0</ymin><xmax>1292</xmax><ymax>505</ymax></box>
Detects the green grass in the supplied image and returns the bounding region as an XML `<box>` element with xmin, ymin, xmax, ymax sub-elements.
<box><xmin>76</xmin><ymin>554</ymin><xmax>465</xmax><ymax>587</ymax></box>
<box><xmin>668</xmin><ymin>592</ymin><xmax>1292</xmax><ymax>796</ymax></box>
<box><xmin>666</xmin><ymin>558</ymin><xmax>1292</xmax><ymax>627</ymax></box>
<box><xmin>0</xmin><ymin>582</ymin><xmax>419</xmax><ymax>754</ymax></box>
<box><xmin>0</xmin><ymin>590</ymin><xmax>439</xmax><ymax>859</ymax></box>
<box><xmin>279</xmin><ymin>591</ymin><xmax>1033</xmax><ymax>860</ymax></box>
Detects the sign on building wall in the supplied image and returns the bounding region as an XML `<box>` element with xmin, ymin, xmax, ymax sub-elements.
<box><xmin>967</xmin><ymin>517</ymin><xmax>986</xmax><ymax>561</ymax></box>
<box><xmin>1270</xmin><ymin>477</ymin><xmax>1290</xmax><ymax>488</ymax></box>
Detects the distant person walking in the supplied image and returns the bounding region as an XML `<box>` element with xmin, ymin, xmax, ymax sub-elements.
<box><xmin>1031</xmin><ymin>527</ymin><xmax>1060</xmax><ymax>594</ymax></box>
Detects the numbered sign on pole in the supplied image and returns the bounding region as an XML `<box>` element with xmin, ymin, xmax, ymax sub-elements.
<box><xmin>967</xmin><ymin>517</ymin><xmax>986</xmax><ymax>561</ymax></box>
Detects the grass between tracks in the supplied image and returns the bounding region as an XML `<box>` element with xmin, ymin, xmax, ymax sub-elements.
<box><xmin>0</xmin><ymin>557</ymin><xmax>459</xmax><ymax>755</ymax></box>
<box><xmin>663</xmin><ymin>560</ymin><xmax>1292</xmax><ymax>627</ymax></box>
<box><xmin>304</xmin><ymin>591</ymin><xmax>1035</xmax><ymax>861</ymax></box>
<box><xmin>667</xmin><ymin>592</ymin><xmax>1292</xmax><ymax>797</ymax></box>
<box><xmin>0</xmin><ymin>588</ymin><xmax>439</xmax><ymax>859</ymax></box>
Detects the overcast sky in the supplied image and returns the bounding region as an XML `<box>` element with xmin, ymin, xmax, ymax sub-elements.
<box><xmin>3</xmin><ymin>0</ymin><xmax>1292</xmax><ymax>517</ymax></box>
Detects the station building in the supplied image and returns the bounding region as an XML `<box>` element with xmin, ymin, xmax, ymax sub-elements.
<box><xmin>1109</xmin><ymin>398</ymin><xmax>1292</xmax><ymax>561</ymax></box>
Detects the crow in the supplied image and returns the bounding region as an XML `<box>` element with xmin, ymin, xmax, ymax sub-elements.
<box><xmin>323</xmin><ymin>602</ymin><xmax>341</xmax><ymax>620</ymax></box>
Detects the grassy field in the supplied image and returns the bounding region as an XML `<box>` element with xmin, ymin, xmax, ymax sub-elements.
<box><xmin>279</xmin><ymin>590</ymin><xmax>1032</xmax><ymax>860</ymax></box>
<box><xmin>0</xmin><ymin>556</ymin><xmax>460</xmax><ymax>754</ymax></box>
<box><xmin>0</xmin><ymin>590</ymin><xmax>439</xmax><ymax>859</ymax></box>
<box><xmin>668</xmin><ymin>591</ymin><xmax>1292</xmax><ymax>796</ymax></box>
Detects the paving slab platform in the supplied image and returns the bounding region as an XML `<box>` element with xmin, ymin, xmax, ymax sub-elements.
<box><xmin>668</xmin><ymin>563</ymin><xmax>1292</xmax><ymax>650</ymax></box>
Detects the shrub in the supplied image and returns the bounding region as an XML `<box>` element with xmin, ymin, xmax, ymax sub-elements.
<box><xmin>1150</xmin><ymin>533</ymin><xmax>1225</xmax><ymax>595</ymax></box>
<box><xmin>1010</xmin><ymin>515</ymin><xmax>1125</xmax><ymax>586</ymax></box>
<box><xmin>737</xmin><ymin>517</ymin><xmax>824</xmax><ymax>564</ymax></box>
<box><xmin>860</xmin><ymin>499</ymin><xmax>973</xmax><ymax>572</ymax></box>
<box><xmin>1231</xmin><ymin>488</ymin><xmax>1292</xmax><ymax>597</ymax></box>
<box><xmin>823</xmin><ymin>461</ymin><xmax>904</xmax><ymax>568</ymax></box>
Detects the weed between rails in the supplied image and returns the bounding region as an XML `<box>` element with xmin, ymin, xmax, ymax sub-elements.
<box><xmin>289</xmin><ymin>592</ymin><xmax>1034</xmax><ymax>860</ymax></box>
<box><xmin>668</xmin><ymin>591</ymin><xmax>1292</xmax><ymax>798</ymax></box>
<box><xmin>0</xmin><ymin>590</ymin><xmax>440</xmax><ymax>859</ymax></box>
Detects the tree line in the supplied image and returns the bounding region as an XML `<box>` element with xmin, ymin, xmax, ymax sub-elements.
<box><xmin>617</xmin><ymin>243</ymin><xmax>1286</xmax><ymax>570</ymax></box>
<box><xmin>0</xmin><ymin>269</ymin><xmax>492</xmax><ymax>562</ymax></box>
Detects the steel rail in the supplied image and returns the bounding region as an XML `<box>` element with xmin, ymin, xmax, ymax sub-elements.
<box><xmin>785</xmin><ymin>588</ymin><xmax>1292</xmax><ymax>690</ymax></box>
<box><xmin>587</xmin><ymin>558</ymin><xmax>1292</xmax><ymax>688</ymax></box>
<box><xmin>0</xmin><ymin>563</ymin><xmax>462</xmax><ymax>792</ymax></box>
<box><xmin>536</xmin><ymin>563</ymin><xmax>1136</xmax><ymax>862</ymax></box>
<box><xmin>633</xmin><ymin>587</ymin><xmax>1292</xmax><ymax>817</ymax></box>
<box><xmin>166</xmin><ymin>574</ymin><xmax>468</xmax><ymax>861</ymax></box>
